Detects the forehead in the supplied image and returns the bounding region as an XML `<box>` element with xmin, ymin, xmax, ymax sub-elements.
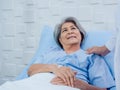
<box><xmin>61</xmin><ymin>22</ymin><xmax>76</xmax><ymax>29</ymax></box>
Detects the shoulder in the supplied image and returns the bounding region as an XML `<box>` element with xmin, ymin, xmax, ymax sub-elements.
<box><xmin>88</xmin><ymin>54</ymin><xmax>105</xmax><ymax>67</ymax></box>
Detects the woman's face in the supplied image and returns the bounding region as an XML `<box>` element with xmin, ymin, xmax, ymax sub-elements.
<box><xmin>59</xmin><ymin>22</ymin><xmax>82</xmax><ymax>47</ymax></box>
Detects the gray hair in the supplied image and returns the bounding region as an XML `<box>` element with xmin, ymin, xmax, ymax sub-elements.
<box><xmin>54</xmin><ymin>17</ymin><xmax>86</xmax><ymax>48</ymax></box>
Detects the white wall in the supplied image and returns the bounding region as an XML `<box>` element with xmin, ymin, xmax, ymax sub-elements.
<box><xmin>0</xmin><ymin>0</ymin><xmax>119</xmax><ymax>84</ymax></box>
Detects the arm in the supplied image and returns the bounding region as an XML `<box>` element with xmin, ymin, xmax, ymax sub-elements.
<box><xmin>28</xmin><ymin>64</ymin><xmax>57</xmax><ymax>76</ymax></box>
<box><xmin>28</xmin><ymin>64</ymin><xmax>76</xmax><ymax>87</ymax></box>
<box><xmin>74</xmin><ymin>79</ymin><xmax>107</xmax><ymax>90</ymax></box>
<box><xmin>51</xmin><ymin>77</ymin><xmax>106</xmax><ymax>90</ymax></box>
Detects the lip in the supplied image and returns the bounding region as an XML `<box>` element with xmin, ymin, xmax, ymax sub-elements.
<box><xmin>67</xmin><ymin>36</ymin><xmax>76</xmax><ymax>39</ymax></box>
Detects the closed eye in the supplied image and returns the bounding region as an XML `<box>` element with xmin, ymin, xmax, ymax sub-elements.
<box><xmin>71</xmin><ymin>27</ymin><xmax>76</xmax><ymax>30</ymax></box>
<box><xmin>62</xmin><ymin>29</ymin><xmax>67</xmax><ymax>33</ymax></box>
<box><xmin>71</xmin><ymin>27</ymin><xmax>78</xmax><ymax>31</ymax></box>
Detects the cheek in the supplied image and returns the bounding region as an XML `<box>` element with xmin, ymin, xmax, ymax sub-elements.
<box><xmin>60</xmin><ymin>34</ymin><xmax>65</xmax><ymax>40</ymax></box>
<box><xmin>78</xmin><ymin>34</ymin><xmax>82</xmax><ymax>41</ymax></box>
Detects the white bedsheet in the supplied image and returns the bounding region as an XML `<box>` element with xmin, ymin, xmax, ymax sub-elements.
<box><xmin>0</xmin><ymin>73</ymin><xmax>79</xmax><ymax>90</ymax></box>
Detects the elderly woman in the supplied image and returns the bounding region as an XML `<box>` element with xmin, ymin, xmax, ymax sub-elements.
<box><xmin>28</xmin><ymin>17</ymin><xmax>115</xmax><ymax>90</ymax></box>
<box><xmin>0</xmin><ymin>17</ymin><xmax>115</xmax><ymax>90</ymax></box>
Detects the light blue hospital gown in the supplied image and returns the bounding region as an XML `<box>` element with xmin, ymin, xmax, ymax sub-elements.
<box><xmin>35</xmin><ymin>46</ymin><xmax>115</xmax><ymax>89</ymax></box>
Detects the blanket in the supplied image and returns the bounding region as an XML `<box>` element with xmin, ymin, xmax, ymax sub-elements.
<box><xmin>0</xmin><ymin>73</ymin><xmax>79</xmax><ymax>90</ymax></box>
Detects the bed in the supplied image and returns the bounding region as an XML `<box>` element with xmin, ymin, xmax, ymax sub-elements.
<box><xmin>15</xmin><ymin>26</ymin><xmax>115</xmax><ymax>90</ymax></box>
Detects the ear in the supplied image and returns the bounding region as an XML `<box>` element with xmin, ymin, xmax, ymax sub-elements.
<box><xmin>59</xmin><ymin>36</ymin><xmax>64</xmax><ymax>46</ymax></box>
<box><xmin>59</xmin><ymin>37</ymin><xmax>62</xmax><ymax>44</ymax></box>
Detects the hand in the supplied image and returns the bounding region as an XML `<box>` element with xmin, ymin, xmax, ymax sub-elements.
<box><xmin>86</xmin><ymin>45</ymin><xmax>110</xmax><ymax>56</ymax></box>
<box><xmin>52</xmin><ymin>66</ymin><xmax>76</xmax><ymax>87</ymax></box>
<box><xmin>73</xmin><ymin>78</ymin><xmax>91</xmax><ymax>90</ymax></box>
<box><xmin>51</xmin><ymin>77</ymin><xmax>93</xmax><ymax>90</ymax></box>
<box><xmin>73</xmin><ymin>79</ymin><xmax>85</xmax><ymax>89</ymax></box>
<box><xmin>51</xmin><ymin>77</ymin><xmax>68</xmax><ymax>86</ymax></box>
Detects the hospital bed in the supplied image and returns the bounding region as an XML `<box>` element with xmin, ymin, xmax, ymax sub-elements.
<box><xmin>16</xmin><ymin>26</ymin><xmax>115</xmax><ymax>90</ymax></box>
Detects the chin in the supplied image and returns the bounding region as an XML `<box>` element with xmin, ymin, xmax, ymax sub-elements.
<box><xmin>68</xmin><ymin>42</ymin><xmax>79</xmax><ymax>45</ymax></box>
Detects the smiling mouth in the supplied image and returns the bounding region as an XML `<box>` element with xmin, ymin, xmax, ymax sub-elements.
<box><xmin>67</xmin><ymin>36</ymin><xmax>76</xmax><ymax>39</ymax></box>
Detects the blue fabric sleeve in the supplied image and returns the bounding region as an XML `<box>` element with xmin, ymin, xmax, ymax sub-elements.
<box><xmin>88</xmin><ymin>54</ymin><xmax>115</xmax><ymax>88</ymax></box>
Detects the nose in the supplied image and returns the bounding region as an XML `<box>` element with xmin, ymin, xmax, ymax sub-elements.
<box><xmin>68</xmin><ymin>29</ymin><xmax>73</xmax><ymax>34</ymax></box>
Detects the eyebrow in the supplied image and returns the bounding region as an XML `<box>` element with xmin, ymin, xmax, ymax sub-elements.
<box><xmin>62</xmin><ymin>25</ymin><xmax>75</xmax><ymax>30</ymax></box>
<box><xmin>70</xmin><ymin>25</ymin><xmax>76</xmax><ymax>28</ymax></box>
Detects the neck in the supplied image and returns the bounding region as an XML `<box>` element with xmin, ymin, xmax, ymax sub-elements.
<box><xmin>63</xmin><ymin>44</ymin><xmax>80</xmax><ymax>54</ymax></box>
